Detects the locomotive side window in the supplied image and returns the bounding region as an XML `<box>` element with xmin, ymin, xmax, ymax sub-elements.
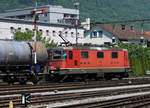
<box><xmin>69</xmin><ymin>51</ymin><xmax>73</xmax><ymax>59</ymax></box>
<box><xmin>47</xmin><ymin>50</ymin><xmax>52</xmax><ymax>59</ymax></box>
<box><xmin>62</xmin><ymin>51</ymin><xmax>67</xmax><ymax>59</ymax></box>
<box><xmin>53</xmin><ymin>51</ymin><xmax>61</xmax><ymax>59</ymax></box>
<box><xmin>81</xmin><ymin>51</ymin><xmax>88</xmax><ymax>58</ymax></box>
<box><xmin>112</xmin><ymin>52</ymin><xmax>118</xmax><ymax>58</ymax></box>
<box><xmin>53</xmin><ymin>50</ymin><xmax>67</xmax><ymax>60</ymax></box>
<box><xmin>97</xmin><ymin>52</ymin><xmax>104</xmax><ymax>58</ymax></box>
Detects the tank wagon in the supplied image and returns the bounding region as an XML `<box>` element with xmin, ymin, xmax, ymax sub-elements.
<box><xmin>46</xmin><ymin>45</ymin><xmax>131</xmax><ymax>82</ymax></box>
<box><xmin>0</xmin><ymin>40</ymin><xmax>48</xmax><ymax>84</ymax></box>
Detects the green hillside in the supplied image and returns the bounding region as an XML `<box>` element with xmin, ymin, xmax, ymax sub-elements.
<box><xmin>1</xmin><ymin>0</ymin><xmax>150</xmax><ymax>30</ymax></box>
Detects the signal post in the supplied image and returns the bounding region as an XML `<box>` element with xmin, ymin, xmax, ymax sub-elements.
<box><xmin>30</xmin><ymin>8</ymin><xmax>46</xmax><ymax>84</ymax></box>
<box><xmin>30</xmin><ymin>8</ymin><xmax>46</xmax><ymax>64</ymax></box>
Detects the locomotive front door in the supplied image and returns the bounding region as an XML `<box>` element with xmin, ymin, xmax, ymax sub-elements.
<box><xmin>67</xmin><ymin>50</ymin><xmax>80</xmax><ymax>68</ymax></box>
<box><xmin>124</xmin><ymin>52</ymin><xmax>128</xmax><ymax>66</ymax></box>
<box><xmin>73</xmin><ymin>50</ymin><xmax>80</xmax><ymax>67</ymax></box>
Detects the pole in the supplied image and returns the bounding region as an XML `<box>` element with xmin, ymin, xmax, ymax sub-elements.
<box><xmin>34</xmin><ymin>14</ymin><xmax>37</xmax><ymax>64</ymax></box>
<box><xmin>76</xmin><ymin>19</ymin><xmax>78</xmax><ymax>45</ymax></box>
<box><xmin>34</xmin><ymin>1</ymin><xmax>37</xmax><ymax>64</ymax></box>
<box><xmin>31</xmin><ymin>4</ymin><xmax>46</xmax><ymax>65</ymax></box>
<box><xmin>74</xmin><ymin>2</ymin><xmax>80</xmax><ymax>45</ymax></box>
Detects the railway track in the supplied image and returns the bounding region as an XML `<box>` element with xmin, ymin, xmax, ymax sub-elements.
<box><xmin>0</xmin><ymin>77</ymin><xmax>150</xmax><ymax>107</ymax></box>
<box><xmin>68</xmin><ymin>94</ymin><xmax>150</xmax><ymax>108</ymax></box>
<box><xmin>0</xmin><ymin>77</ymin><xmax>150</xmax><ymax>92</ymax></box>
<box><xmin>19</xmin><ymin>85</ymin><xmax>150</xmax><ymax>108</ymax></box>
<box><xmin>0</xmin><ymin>78</ymin><xmax>150</xmax><ymax>96</ymax></box>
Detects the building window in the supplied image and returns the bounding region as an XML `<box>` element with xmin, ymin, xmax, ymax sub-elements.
<box><xmin>97</xmin><ymin>52</ymin><xmax>104</xmax><ymax>58</ymax></box>
<box><xmin>90</xmin><ymin>31</ymin><xmax>97</xmax><ymax>38</ymax></box>
<box><xmin>90</xmin><ymin>31</ymin><xmax>103</xmax><ymax>38</ymax></box>
<box><xmin>10</xmin><ymin>27</ymin><xmax>14</xmax><ymax>33</ymax></box>
<box><xmin>46</xmin><ymin>30</ymin><xmax>49</xmax><ymax>36</ymax></box>
<box><xmin>39</xmin><ymin>29</ymin><xmax>43</xmax><ymax>35</ymax></box>
<box><xmin>93</xmin><ymin>31</ymin><xmax>97</xmax><ymax>37</ymax></box>
<box><xmin>90</xmin><ymin>32</ymin><xmax>93</xmax><ymax>38</ymax></box>
<box><xmin>71</xmin><ymin>32</ymin><xmax>74</xmax><ymax>37</ymax></box>
<box><xmin>59</xmin><ymin>31</ymin><xmax>62</xmax><ymax>36</ymax></box>
<box><xmin>65</xmin><ymin>31</ymin><xmax>68</xmax><ymax>37</ymax></box>
<box><xmin>25</xmin><ymin>28</ymin><xmax>29</xmax><ymax>31</ymax></box>
<box><xmin>11</xmin><ymin>35</ymin><xmax>13</xmax><ymax>39</ymax></box>
<box><xmin>98</xmin><ymin>31</ymin><xmax>103</xmax><ymax>38</ymax></box>
<box><xmin>112</xmin><ymin>52</ymin><xmax>118</xmax><ymax>58</ymax></box>
<box><xmin>18</xmin><ymin>27</ymin><xmax>21</xmax><ymax>31</ymax></box>
<box><xmin>52</xmin><ymin>31</ymin><xmax>56</xmax><ymax>37</ymax></box>
<box><xmin>81</xmin><ymin>51</ymin><xmax>88</xmax><ymax>58</ymax></box>
<box><xmin>39</xmin><ymin>29</ymin><xmax>42</xmax><ymax>32</ymax></box>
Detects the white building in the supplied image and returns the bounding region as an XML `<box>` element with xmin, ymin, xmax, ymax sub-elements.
<box><xmin>84</xmin><ymin>25</ymin><xmax>113</xmax><ymax>45</ymax></box>
<box><xmin>0</xmin><ymin>5</ymin><xmax>85</xmax><ymax>45</ymax></box>
<box><xmin>84</xmin><ymin>23</ymin><xmax>150</xmax><ymax>46</ymax></box>
<box><xmin>0</xmin><ymin>18</ymin><xmax>84</xmax><ymax>45</ymax></box>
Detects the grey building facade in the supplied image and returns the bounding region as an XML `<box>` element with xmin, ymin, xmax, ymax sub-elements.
<box><xmin>0</xmin><ymin>5</ymin><xmax>79</xmax><ymax>25</ymax></box>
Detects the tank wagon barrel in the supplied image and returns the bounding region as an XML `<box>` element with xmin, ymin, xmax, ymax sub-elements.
<box><xmin>0</xmin><ymin>40</ymin><xmax>48</xmax><ymax>84</ymax></box>
<box><xmin>0</xmin><ymin>41</ymin><xmax>47</xmax><ymax>65</ymax></box>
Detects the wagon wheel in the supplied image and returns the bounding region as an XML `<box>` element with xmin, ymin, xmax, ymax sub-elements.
<box><xmin>31</xmin><ymin>73</ymin><xmax>40</xmax><ymax>84</ymax></box>
<box><xmin>18</xmin><ymin>75</ymin><xmax>28</xmax><ymax>85</ymax></box>
<box><xmin>19</xmin><ymin>80</ymin><xmax>27</xmax><ymax>85</ymax></box>
<box><xmin>4</xmin><ymin>76</ymin><xmax>16</xmax><ymax>85</ymax></box>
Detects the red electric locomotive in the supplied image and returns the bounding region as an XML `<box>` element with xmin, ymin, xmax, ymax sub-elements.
<box><xmin>46</xmin><ymin>45</ymin><xmax>131</xmax><ymax>81</ymax></box>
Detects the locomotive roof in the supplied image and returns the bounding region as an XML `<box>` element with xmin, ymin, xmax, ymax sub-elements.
<box><xmin>48</xmin><ymin>46</ymin><xmax>127</xmax><ymax>51</ymax></box>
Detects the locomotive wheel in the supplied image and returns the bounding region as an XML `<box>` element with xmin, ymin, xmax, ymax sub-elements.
<box><xmin>4</xmin><ymin>76</ymin><xmax>16</xmax><ymax>84</ymax></box>
<box><xmin>104</xmin><ymin>75</ymin><xmax>112</xmax><ymax>80</ymax></box>
<box><xmin>118</xmin><ymin>74</ymin><xmax>123</xmax><ymax>80</ymax></box>
<box><xmin>119</xmin><ymin>77</ymin><xmax>122</xmax><ymax>80</ymax></box>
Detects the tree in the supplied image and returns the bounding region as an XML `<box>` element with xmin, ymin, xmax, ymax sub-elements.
<box><xmin>118</xmin><ymin>42</ymin><xmax>150</xmax><ymax>76</ymax></box>
<box><xmin>14</xmin><ymin>29</ymin><xmax>57</xmax><ymax>47</ymax></box>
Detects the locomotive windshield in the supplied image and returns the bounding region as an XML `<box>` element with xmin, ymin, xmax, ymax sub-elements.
<box><xmin>53</xmin><ymin>50</ymin><xmax>67</xmax><ymax>60</ymax></box>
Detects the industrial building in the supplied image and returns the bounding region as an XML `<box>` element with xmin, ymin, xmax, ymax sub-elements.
<box><xmin>0</xmin><ymin>5</ymin><xmax>79</xmax><ymax>25</ymax></box>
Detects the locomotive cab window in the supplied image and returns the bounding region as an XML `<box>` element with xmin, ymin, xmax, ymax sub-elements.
<box><xmin>62</xmin><ymin>51</ymin><xmax>67</xmax><ymax>59</ymax></box>
<box><xmin>97</xmin><ymin>52</ymin><xmax>104</xmax><ymax>58</ymax></box>
<box><xmin>112</xmin><ymin>52</ymin><xmax>118</xmax><ymax>58</ymax></box>
<box><xmin>53</xmin><ymin>50</ymin><xmax>67</xmax><ymax>60</ymax></box>
<box><xmin>69</xmin><ymin>51</ymin><xmax>73</xmax><ymax>59</ymax></box>
<box><xmin>47</xmin><ymin>50</ymin><xmax>52</xmax><ymax>59</ymax></box>
<box><xmin>81</xmin><ymin>51</ymin><xmax>88</xmax><ymax>58</ymax></box>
